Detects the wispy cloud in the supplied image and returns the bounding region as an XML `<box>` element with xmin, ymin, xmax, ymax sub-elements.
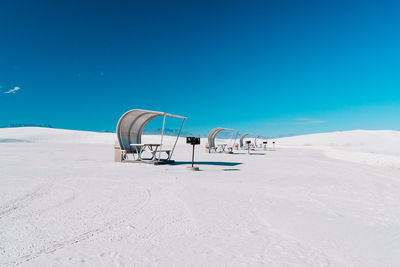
<box><xmin>4</xmin><ymin>86</ymin><xmax>21</xmax><ymax>94</ymax></box>
<box><xmin>293</xmin><ymin>118</ymin><xmax>324</xmax><ymax>125</ymax></box>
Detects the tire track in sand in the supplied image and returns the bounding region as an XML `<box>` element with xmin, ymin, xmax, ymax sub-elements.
<box><xmin>0</xmin><ymin>186</ymin><xmax>48</xmax><ymax>220</ymax></box>
<box><xmin>2</xmin><ymin>187</ymin><xmax>151</xmax><ymax>267</ymax></box>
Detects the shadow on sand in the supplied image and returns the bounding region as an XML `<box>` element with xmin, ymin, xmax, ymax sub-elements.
<box><xmin>223</xmin><ymin>168</ymin><xmax>241</xmax><ymax>171</ymax></box>
<box><xmin>171</xmin><ymin>161</ymin><xmax>243</xmax><ymax>167</ymax></box>
<box><xmin>234</xmin><ymin>152</ymin><xmax>267</xmax><ymax>155</ymax></box>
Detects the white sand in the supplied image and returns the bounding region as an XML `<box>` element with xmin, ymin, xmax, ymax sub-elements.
<box><xmin>278</xmin><ymin>130</ymin><xmax>400</xmax><ymax>169</ymax></box>
<box><xmin>1</xmin><ymin>127</ymin><xmax>400</xmax><ymax>266</ymax></box>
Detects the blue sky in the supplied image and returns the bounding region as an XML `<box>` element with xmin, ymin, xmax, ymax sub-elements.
<box><xmin>1</xmin><ymin>0</ymin><xmax>399</xmax><ymax>136</ymax></box>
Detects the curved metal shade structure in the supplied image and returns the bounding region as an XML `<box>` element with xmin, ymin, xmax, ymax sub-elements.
<box><xmin>208</xmin><ymin>128</ymin><xmax>237</xmax><ymax>149</ymax></box>
<box><xmin>254</xmin><ymin>135</ymin><xmax>268</xmax><ymax>147</ymax></box>
<box><xmin>240</xmin><ymin>133</ymin><xmax>268</xmax><ymax>147</ymax></box>
<box><xmin>116</xmin><ymin>109</ymin><xmax>186</xmax><ymax>153</ymax></box>
<box><xmin>239</xmin><ymin>133</ymin><xmax>255</xmax><ymax>148</ymax></box>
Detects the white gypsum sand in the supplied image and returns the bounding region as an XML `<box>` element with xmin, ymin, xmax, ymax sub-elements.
<box><xmin>1</xmin><ymin>127</ymin><xmax>400</xmax><ymax>266</ymax></box>
<box><xmin>278</xmin><ymin>130</ymin><xmax>400</xmax><ymax>169</ymax></box>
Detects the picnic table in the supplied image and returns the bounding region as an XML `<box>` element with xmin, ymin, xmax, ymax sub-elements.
<box><xmin>217</xmin><ymin>144</ymin><xmax>227</xmax><ymax>153</ymax></box>
<box><xmin>130</xmin><ymin>144</ymin><xmax>171</xmax><ymax>160</ymax></box>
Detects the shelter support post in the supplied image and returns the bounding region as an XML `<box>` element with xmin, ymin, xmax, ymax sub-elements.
<box><xmin>158</xmin><ymin>115</ymin><xmax>166</xmax><ymax>162</ymax></box>
<box><xmin>169</xmin><ymin>118</ymin><xmax>186</xmax><ymax>160</ymax></box>
<box><xmin>233</xmin><ymin>131</ymin><xmax>239</xmax><ymax>149</ymax></box>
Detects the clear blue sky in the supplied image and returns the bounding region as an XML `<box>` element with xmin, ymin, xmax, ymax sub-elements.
<box><xmin>1</xmin><ymin>0</ymin><xmax>399</xmax><ymax>136</ymax></box>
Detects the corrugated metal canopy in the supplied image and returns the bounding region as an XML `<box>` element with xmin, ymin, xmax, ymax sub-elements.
<box><xmin>240</xmin><ymin>133</ymin><xmax>267</xmax><ymax>147</ymax></box>
<box><xmin>116</xmin><ymin>109</ymin><xmax>187</xmax><ymax>152</ymax></box>
<box><xmin>255</xmin><ymin>135</ymin><xmax>268</xmax><ymax>146</ymax></box>
<box><xmin>207</xmin><ymin>128</ymin><xmax>236</xmax><ymax>148</ymax></box>
<box><xmin>239</xmin><ymin>133</ymin><xmax>255</xmax><ymax>148</ymax></box>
